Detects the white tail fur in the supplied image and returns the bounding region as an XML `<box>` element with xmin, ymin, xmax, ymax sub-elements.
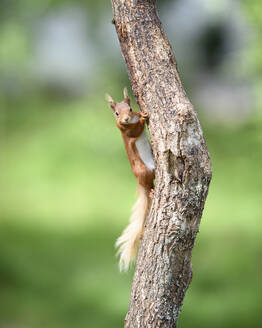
<box><xmin>115</xmin><ymin>184</ymin><xmax>150</xmax><ymax>272</ymax></box>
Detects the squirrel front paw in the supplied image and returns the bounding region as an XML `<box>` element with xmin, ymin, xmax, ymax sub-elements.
<box><xmin>141</xmin><ymin>111</ymin><xmax>149</xmax><ymax>120</ymax></box>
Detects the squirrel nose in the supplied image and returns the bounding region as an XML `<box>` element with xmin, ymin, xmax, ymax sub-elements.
<box><xmin>125</xmin><ymin>117</ymin><xmax>129</xmax><ymax>122</ymax></box>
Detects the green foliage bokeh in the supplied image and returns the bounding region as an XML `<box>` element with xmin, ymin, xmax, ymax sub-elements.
<box><xmin>1</xmin><ymin>0</ymin><xmax>262</xmax><ymax>327</ymax></box>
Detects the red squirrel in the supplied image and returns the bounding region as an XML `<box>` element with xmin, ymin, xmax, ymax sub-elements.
<box><xmin>106</xmin><ymin>88</ymin><xmax>155</xmax><ymax>271</ymax></box>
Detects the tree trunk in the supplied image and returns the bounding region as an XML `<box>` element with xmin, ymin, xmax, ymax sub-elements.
<box><xmin>111</xmin><ymin>1</ymin><xmax>212</xmax><ymax>327</ymax></box>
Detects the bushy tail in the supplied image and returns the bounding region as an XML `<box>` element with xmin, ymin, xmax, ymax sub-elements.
<box><xmin>115</xmin><ymin>184</ymin><xmax>150</xmax><ymax>272</ymax></box>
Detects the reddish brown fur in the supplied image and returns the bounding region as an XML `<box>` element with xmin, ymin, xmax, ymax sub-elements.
<box><xmin>118</xmin><ymin>117</ymin><xmax>154</xmax><ymax>191</ymax></box>
<box><xmin>106</xmin><ymin>92</ymin><xmax>154</xmax><ymax>191</ymax></box>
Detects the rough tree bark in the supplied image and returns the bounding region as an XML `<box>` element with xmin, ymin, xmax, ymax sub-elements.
<box><xmin>111</xmin><ymin>1</ymin><xmax>212</xmax><ymax>327</ymax></box>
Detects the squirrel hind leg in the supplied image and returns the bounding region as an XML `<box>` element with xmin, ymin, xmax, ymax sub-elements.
<box><xmin>149</xmin><ymin>188</ymin><xmax>154</xmax><ymax>199</ymax></box>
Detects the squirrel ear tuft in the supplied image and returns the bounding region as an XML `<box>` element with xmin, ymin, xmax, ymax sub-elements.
<box><xmin>123</xmin><ymin>87</ymin><xmax>130</xmax><ymax>105</ymax></box>
<box><xmin>123</xmin><ymin>87</ymin><xmax>128</xmax><ymax>99</ymax></box>
<box><xmin>105</xmin><ymin>93</ymin><xmax>116</xmax><ymax>110</ymax></box>
<box><xmin>105</xmin><ymin>93</ymin><xmax>114</xmax><ymax>103</ymax></box>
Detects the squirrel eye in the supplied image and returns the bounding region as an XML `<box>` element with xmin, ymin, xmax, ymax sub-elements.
<box><xmin>115</xmin><ymin>112</ymin><xmax>119</xmax><ymax>116</ymax></box>
<box><xmin>130</xmin><ymin>108</ymin><xmax>132</xmax><ymax>112</ymax></box>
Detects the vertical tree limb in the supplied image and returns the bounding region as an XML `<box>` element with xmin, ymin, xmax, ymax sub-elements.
<box><xmin>110</xmin><ymin>1</ymin><xmax>212</xmax><ymax>327</ymax></box>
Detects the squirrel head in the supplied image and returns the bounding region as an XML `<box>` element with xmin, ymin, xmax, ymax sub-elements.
<box><xmin>106</xmin><ymin>88</ymin><xmax>136</xmax><ymax>126</ymax></box>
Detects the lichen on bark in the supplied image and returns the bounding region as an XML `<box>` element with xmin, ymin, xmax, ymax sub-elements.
<box><xmin>111</xmin><ymin>0</ymin><xmax>212</xmax><ymax>327</ymax></box>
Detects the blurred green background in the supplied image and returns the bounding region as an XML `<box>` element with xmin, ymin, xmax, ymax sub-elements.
<box><xmin>0</xmin><ymin>0</ymin><xmax>262</xmax><ymax>327</ymax></box>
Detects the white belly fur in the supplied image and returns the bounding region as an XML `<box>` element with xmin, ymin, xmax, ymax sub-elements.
<box><xmin>135</xmin><ymin>130</ymin><xmax>155</xmax><ymax>171</ymax></box>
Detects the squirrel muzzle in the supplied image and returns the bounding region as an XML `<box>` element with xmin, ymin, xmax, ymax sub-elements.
<box><xmin>120</xmin><ymin>115</ymin><xmax>131</xmax><ymax>125</ymax></box>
